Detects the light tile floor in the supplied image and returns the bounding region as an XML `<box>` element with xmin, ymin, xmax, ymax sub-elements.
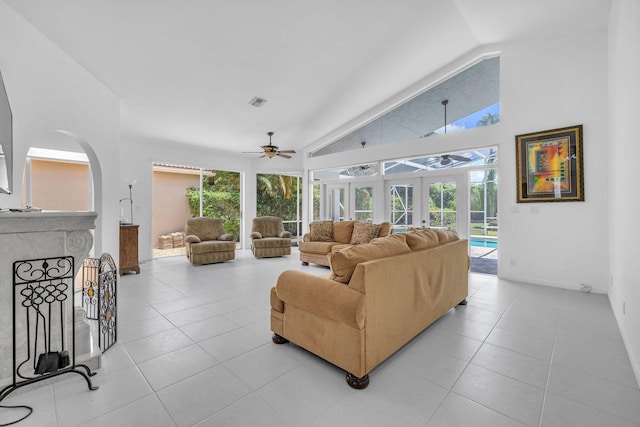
<box><xmin>1</xmin><ymin>248</ymin><xmax>639</xmax><ymax>427</ymax></box>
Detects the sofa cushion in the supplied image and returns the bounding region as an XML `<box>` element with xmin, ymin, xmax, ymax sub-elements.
<box><xmin>333</xmin><ymin>221</ymin><xmax>355</xmax><ymax>244</ymax></box>
<box><xmin>405</xmin><ymin>228</ymin><xmax>440</xmax><ymax>251</ymax></box>
<box><xmin>252</xmin><ymin>237</ymin><xmax>291</xmax><ymax>248</ymax></box>
<box><xmin>190</xmin><ymin>240</ymin><xmax>236</xmax><ymax>254</ymax></box>
<box><xmin>377</xmin><ymin>222</ymin><xmax>392</xmax><ymax>238</ymax></box>
<box><xmin>329</xmin><ymin>234</ymin><xmax>411</xmax><ymax>284</ymax></box>
<box><xmin>299</xmin><ymin>241</ymin><xmax>341</xmax><ymax>255</ymax></box>
<box><xmin>350</xmin><ymin>222</ymin><xmax>380</xmax><ymax>245</ymax></box>
<box><xmin>309</xmin><ymin>220</ymin><xmax>334</xmax><ymax>241</ymax></box>
<box><xmin>434</xmin><ymin>229</ymin><xmax>460</xmax><ymax>243</ymax></box>
<box><xmin>330</xmin><ymin>244</ymin><xmax>353</xmax><ymax>253</ymax></box>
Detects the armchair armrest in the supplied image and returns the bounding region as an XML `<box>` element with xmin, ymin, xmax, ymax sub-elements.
<box><xmin>280</xmin><ymin>231</ymin><xmax>291</xmax><ymax>238</ymax></box>
<box><xmin>218</xmin><ymin>234</ymin><xmax>234</xmax><ymax>241</ymax></box>
<box><xmin>250</xmin><ymin>231</ymin><xmax>262</xmax><ymax>239</ymax></box>
<box><xmin>275</xmin><ymin>270</ymin><xmax>365</xmax><ymax>329</ymax></box>
<box><xmin>302</xmin><ymin>233</ymin><xmax>311</xmax><ymax>242</ymax></box>
<box><xmin>184</xmin><ymin>234</ymin><xmax>201</xmax><ymax>243</ymax></box>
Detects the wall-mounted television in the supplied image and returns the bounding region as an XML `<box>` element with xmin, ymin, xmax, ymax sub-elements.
<box><xmin>0</xmin><ymin>70</ymin><xmax>13</xmax><ymax>194</ymax></box>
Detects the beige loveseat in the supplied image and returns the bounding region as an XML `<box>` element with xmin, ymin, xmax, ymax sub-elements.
<box><xmin>270</xmin><ymin>228</ymin><xmax>469</xmax><ymax>389</ymax></box>
<box><xmin>298</xmin><ymin>220</ymin><xmax>392</xmax><ymax>266</ymax></box>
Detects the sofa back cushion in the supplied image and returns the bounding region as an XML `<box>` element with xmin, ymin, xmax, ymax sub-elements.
<box><xmin>309</xmin><ymin>220</ymin><xmax>334</xmax><ymax>241</ymax></box>
<box><xmin>434</xmin><ymin>229</ymin><xmax>460</xmax><ymax>243</ymax></box>
<box><xmin>405</xmin><ymin>228</ymin><xmax>440</xmax><ymax>251</ymax></box>
<box><xmin>328</xmin><ymin>234</ymin><xmax>411</xmax><ymax>284</ymax></box>
<box><xmin>377</xmin><ymin>222</ymin><xmax>392</xmax><ymax>238</ymax></box>
<box><xmin>333</xmin><ymin>221</ymin><xmax>355</xmax><ymax>244</ymax></box>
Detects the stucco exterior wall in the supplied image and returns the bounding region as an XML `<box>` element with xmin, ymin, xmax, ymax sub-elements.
<box><xmin>152</xmin><ymin>170</ymin><xmax>199</xmax><ymax>248</ymax></box>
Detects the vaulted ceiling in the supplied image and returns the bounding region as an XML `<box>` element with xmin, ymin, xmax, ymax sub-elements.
<box><xmin>4</xmin><ymin>0</ymin><xmax>611</xmax><ymax>158</ymax></box>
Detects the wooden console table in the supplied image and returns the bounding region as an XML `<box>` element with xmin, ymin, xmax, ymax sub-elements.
<box><xmin>119</xmin><ymin>224</ymin><xmax>140</xmax><ymax>275</ymax></box>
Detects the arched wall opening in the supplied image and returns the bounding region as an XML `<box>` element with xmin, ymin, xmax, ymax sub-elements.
<box><xmin>23</xmin><ymin>130</ymin><xmax>103</xmax><ymax>255</ymax></box>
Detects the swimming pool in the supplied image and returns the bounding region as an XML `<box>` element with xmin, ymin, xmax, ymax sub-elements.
<box><xmin>470</xmin><ymin>237</ymin><xmax>498</xmax><ymax>248</ymax></box>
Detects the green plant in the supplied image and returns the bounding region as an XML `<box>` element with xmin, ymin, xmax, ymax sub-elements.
<box><xmin>186</xmin><ymin>170</ymin><xmax>241</xmax><ymax>240</ymax></box>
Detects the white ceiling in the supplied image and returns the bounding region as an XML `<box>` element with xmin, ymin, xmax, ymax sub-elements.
<box><xmin>4</xmin><ymin>0</ymin><xmax>611</xmax><ymax>158</ymax></box>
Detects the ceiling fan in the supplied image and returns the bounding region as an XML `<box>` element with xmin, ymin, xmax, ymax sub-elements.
<box><xmin>437</xmin><ymin>99</ymin><xmax>471</xmax><ymax>166</ymax></box>
<box><xmin>438</xmin><ymin>153</ymin><xmax>471</xmax><ymax>165</ymax></box>
<box><xmin>243</xmin><ymin>132</ymin><xmax>296</xmax><ymax>159</ymax></box>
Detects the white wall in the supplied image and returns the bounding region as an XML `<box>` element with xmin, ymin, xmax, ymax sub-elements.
<box><xmin>498</xmin><ymin>31</ymin><xmax>609</xmax><ymax>292</ymax></box>
<box><xmin>0</xmin><ymin>3</ymin><xmax>121</xmax><ymax>258</ymax></box>
<box><xmin>608</xmin><ymin>0</ymin><xmax>640</xmax><ymax>385</ymax></box>
<box><xmin>306</xmin><ymin>31</ymin><xmax>610</xmax><ymax>293</ymax></box>
<box><xmin>119</xmin><ymin>138</ymin><xmax>303</xmax><ymax>261</ymax></box>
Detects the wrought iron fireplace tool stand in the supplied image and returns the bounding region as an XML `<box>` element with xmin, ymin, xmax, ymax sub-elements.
<box><xmin>0</xmin><ymin>256</ymin><xmax>98</xmax><ymax>424</ymax></box>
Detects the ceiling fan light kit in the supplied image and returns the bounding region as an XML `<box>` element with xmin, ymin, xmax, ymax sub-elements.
<box><xmin>243</xmin><ymin>131</ymin><xmax>296</xmax><ymax>159</ymax></box>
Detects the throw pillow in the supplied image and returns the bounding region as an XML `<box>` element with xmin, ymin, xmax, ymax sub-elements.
<box><xmin>350</xmin><ymin>222</ymin><xmax>380</xmax><ymax>245</ymax></box>
<box><xmin>309</xmin><ymin>221</ymin><xmax>334</xmax><ymax>242</ymax></box>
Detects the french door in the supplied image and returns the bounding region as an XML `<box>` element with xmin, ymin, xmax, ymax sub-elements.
<box><xmin>326</xmin><ymin>184</ymin><xmax>347</xmax><ymax>222</ymax></box>
<box><xmin>326</xmin><ymin>181</ymin><xmax>379</xmax><ymax>222</ymax></box>
<box><xmin>386</xmin><ymin>178</ymin><xmax>420</xmax><ymax>232</ymax></box>
<box><xmin>422</xmin><ymin>174</ymin><xmax>468</xmax><ymax>238</ymax></box>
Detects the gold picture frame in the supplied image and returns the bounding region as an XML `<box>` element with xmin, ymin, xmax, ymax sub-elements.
<box><xmin>515</xmin><ymin>124</ymin><xmax>584</xmax><ymax>203</ymax></box>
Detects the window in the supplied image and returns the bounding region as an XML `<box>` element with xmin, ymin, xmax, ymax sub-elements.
<box><xmin>384</xmin><ymin>147</ymin><xmax>498</xmax><ymax>175</ymax></box>
<box><xmin>311</xmin><ymin>57</ymin><xmax>500</xmax><ymax>157</ymax></box>
<box><xmin>257</xmin><ymin>174</ymin><xmax>302</xmax><ymax>242</ymax></box>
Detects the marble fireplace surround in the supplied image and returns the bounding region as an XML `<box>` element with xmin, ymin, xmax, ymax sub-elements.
<box><xmin>0</xmin><ymin>211</ymin><xmax>101</xmax><ymax>385</ymax></box>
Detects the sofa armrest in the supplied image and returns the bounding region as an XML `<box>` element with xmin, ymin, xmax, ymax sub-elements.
<box><xmin>302</xmin><ymin>233</ymin><xmax>311</xmax><ymax>242</ymax></box>
<box><xmin>275</xmin><ymin>270</ymin><xmax>365</xmax><ymax>329</ymax></box>
<box><xmin>184</xmin><ymin>234</ymin><xmax>201</xmax><ymax>243</ymax></box>
<box><xmin>250</xmin><ymin>231</ymin><xmax>262</xmax><ymax>239</ymax></box>
<box><xmin>280</xmin><ymin>231</ymin><xmax>291</xmax><ymax>238</ymax></box>
<box><xmin>218</xmin><ymin>233</ymin><xmax>234</xmax><ymax>241</ymax></box>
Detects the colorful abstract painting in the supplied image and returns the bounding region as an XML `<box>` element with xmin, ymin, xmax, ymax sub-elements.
<box><xmin>516</xmin><ymin>125</ymin><xmax>584</xmax><ymax>202</ymax></box>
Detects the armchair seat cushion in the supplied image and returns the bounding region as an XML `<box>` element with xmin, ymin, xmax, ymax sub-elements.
<box><xmin>190</xmin><ymin>240</ymin><xmax>236</xmax><ymax>255</ymax></box>
<box><xmin>252</xmin><ymin>237</ymin><xmax>291</xmax><ymax>249</ymax></box>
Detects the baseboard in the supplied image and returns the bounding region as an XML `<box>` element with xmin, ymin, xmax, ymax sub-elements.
<box><xmin>610</xmin><ymin>297</ymin><xmax>640</xmax><ymax>389</ymax></box>
<box><xmin>497</xmin><ymin>274</ymin><xmax>608</xmax><ymax>295</ymax></box>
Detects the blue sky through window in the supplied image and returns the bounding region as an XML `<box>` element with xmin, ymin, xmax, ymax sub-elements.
<box><xmin>434</xmin><ymin>102</ymin><xmax>500</xmax><ymax>134</ymax></box>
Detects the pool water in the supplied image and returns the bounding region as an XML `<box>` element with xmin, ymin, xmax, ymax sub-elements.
<box><xmin>470</xmin><ymin>237</ymin><xmax>498</xmax><ymax>249</ymax></box>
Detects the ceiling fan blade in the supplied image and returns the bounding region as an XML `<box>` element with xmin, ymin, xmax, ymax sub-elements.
<box><xmin>278</xmin><ymin>149</ymin><xmax>296</xmax><ymax>154</ymax></box>
<box><xmin>277</xmin><ymin>153</ymin><xmax>292</xmax><ymax>159</ymax></box>
<box><xmin>242</xmin><ymin>151</ymin><xmax>265</xmax><ymax>154</ymax></box>
<box><xmin>449</xmin><ymin>155</ymin><xmax>471</xmax><ymax>162</ymax></box>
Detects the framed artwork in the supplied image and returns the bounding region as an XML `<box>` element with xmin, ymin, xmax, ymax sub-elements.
<box><xmin>515</xmin><ymin>124</ymin><xmax>584</xmax><ymax>203</ymax></box>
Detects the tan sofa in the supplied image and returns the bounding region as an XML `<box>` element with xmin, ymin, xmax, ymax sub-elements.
<box><xmin>270</xmin><ymin>228</ymin><xmax>469</xmax><ymax>389</ymax></box>
<box><xmin>299</xmin><ymin>220</ymin><xmax>392</xmax><ymax>266</ymax></box>
<box><xmin>184</xmin><ymin>217</ymin><xmax>236</xmax><ymax>265</ymax></box>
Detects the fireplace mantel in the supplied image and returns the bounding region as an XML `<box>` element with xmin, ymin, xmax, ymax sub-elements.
<box><xmin>0</xmin><ymin>210</ymin><xmax>97</xmax><ymax>233</ymax></box>
<box><xmin>0</xmin><ymin>210</ymin><xmax>98</xmax><ymax>384</ymax></box>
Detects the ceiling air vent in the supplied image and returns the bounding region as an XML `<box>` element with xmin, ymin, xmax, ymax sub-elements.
<box><xmin>248</xmin><ymin>96</ymin><xmax>267</xmax><ymax>107</ymax></box>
